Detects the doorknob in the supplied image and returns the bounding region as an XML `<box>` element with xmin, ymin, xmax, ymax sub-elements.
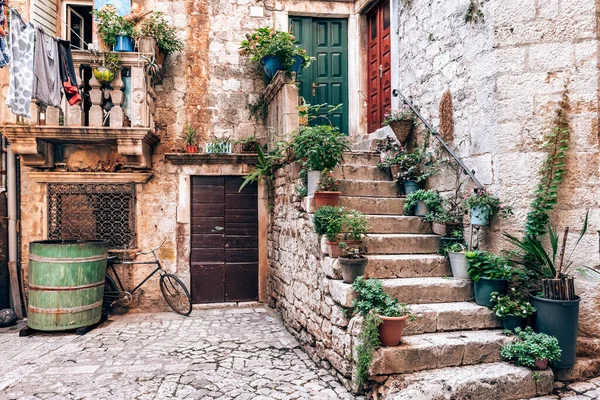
<box><xmin>312</xmin><ymin>82</ymin><xmax>317</xmax><ymax>97</ymax></box>
<box><xmin>379</xmin><ymin>65</ymin><xmax>383</xmax><ymax>79</ymax></box>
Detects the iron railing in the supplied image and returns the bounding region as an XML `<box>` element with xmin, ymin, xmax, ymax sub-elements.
<box><xmin>393</xmin><ymin>89</ymin><xmax>483</xmax><ymax>189</ymax></box>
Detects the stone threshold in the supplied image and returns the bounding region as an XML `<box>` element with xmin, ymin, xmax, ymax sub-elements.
<box><xmin>28</xmin><ymin>171</ymin><xmax>153</xmax><ymax>184</ymax></box>
<box><xmin>192</xmin><ymin>301</ymin><xmax>264</xmax><ymax>310</ymax></box>
<box><xmin>165</xmin><ymin>153</ymin><xmax>258</xmax><ymax>165</ymax></box>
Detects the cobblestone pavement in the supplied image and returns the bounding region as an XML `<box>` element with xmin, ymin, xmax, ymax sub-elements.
<box><xmin>0</xmin><ymin>306</ymin><xmax>357</xmax><ymax>399</ymax></box>
<box><xmin>531</xmin><ymin>378</ymin><xmax>600</xmax><ymax>399</ymax></box>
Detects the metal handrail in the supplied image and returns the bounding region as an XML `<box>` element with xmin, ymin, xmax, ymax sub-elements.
<box><xmin>393</xmin><ymin>89</ymin><xmax>483</xmax><ymax>189</ymax></box>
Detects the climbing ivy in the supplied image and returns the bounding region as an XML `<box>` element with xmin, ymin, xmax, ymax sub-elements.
<box><xmin>354</xmin><ymin>312</ymin><xmax>381</xmax><ymax>390</ymax></box>
<box><xmin>524</xmin><ymin>83</ymin><xmax>571</xmax><ymax>238</ymax></box>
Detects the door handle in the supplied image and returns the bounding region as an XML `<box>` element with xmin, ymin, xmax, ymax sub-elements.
<box><xmin>379</xmin><ymin>65</ymin><xmax>383</xmax><ymax>79</ymax></box>
<box><xmin>312</xmin><ymin>82</ymin><xmax>317</xmax><ymax>97</ymax></box>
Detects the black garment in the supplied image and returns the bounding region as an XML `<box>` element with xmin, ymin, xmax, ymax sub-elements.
<box><xmin>57</xmin><ymin>39</ymin><xmax>81</xmax><ymax>105</ymax></box>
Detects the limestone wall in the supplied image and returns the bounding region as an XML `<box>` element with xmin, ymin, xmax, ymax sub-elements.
<box><xmin>395</xmin><ymin>0</ymin><xmax>600</xmax><ymax>358</ymax></box>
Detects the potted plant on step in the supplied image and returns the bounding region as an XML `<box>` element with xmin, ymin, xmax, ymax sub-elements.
<box><xmin>181</xmin><ymin>123</ymin><xmax>198</xmax><ymax>153</ymax></box>
<box><xmin>403</xmin><ymin>189</ymin><xmax>443</xmax><ymax>217</ymax></box>
<box><xmin>466</xmin><ymin>251</ymin><xmax>517</xmax><ymax>307</ymax></box>
<box><xmin>382</xmin><ymin>104</ymin><xmax>414</xmax><ymax>144</ymax></box>
<box><xmin>490</xmin><ymin>289</ymin><xmax>536</xmax><ymax>332</ymax></box>
<box><xmin>338</xmin><ymin>242</ymin><xmax>368</xmax><ymax>284</ymax></box>
<box><xmin>314</xmin><ymin>169</ymin><xmax>341</xmax><ymax>208</ymax></box>
<box><xmin>376</xmin><ymin>137</ymin><xmax>404</xmax><ymax>179</ymax></box>
<box><xmin>313</xmin><ymin>207</ymin><xmax>368</xmax><ymax>257</ymax></box>
<box><xmin>503</xmin><ymin>211</ymin><xmax>599</xmax><ymax>369</ymax></box>
<box><xmin>500</xmin><ymin>327</ymin><xmax>562</xmax><ymax>370</ymax></box>
<box><xmin>93</xmin><ymin>52</ymin><xmax>121</xmax><ymax>84</ymax></box>
<box><xmin>234</xmin><ymin>136</ymin><xmax>260</xmax><ymax>153</ymax></box>
<box><xmin>396</xmin><ymin>149</ymin><xmax>435</xmax><ymax>195</ymax></box>
<box><xmin>443</xmin><ymin>242</ymin><xmax>469</xmax><ymax>279</ymax></box>
<box><xmin>463</xmin><ymin>188</ymin><xmax>512</xmax><ymax>226</ymax></box>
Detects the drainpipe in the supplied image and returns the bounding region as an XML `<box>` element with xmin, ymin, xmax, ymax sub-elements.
<box><xmin>7</xmin><ymin>146</ymin><xmax>21</xmax><ymax>318</ymax></box>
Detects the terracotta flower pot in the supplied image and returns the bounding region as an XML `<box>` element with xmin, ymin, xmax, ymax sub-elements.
<box><xmin>185</xmin><ymin>145</ymin><xmax>198</xmax><ymax>154</ymax></box>
<box><xmin>388</xmin><ymin>120</ymin><xmax>413</xmax><ymax>144</ymax></box>
<box><xmin>534</xmin><ymin>358</ymin><xmax>549</xmax><ymax>370</ymax></box>
<box><xmin>314</xmin><ymin>191</ymin><xmax>341</xmax><ymax>208</ymax></box>
<box><xmin>325</xmin><ymin>240</ymin><xmax>361</xmax><ymax>258</ymax></box>
<box><xmin>378</xmin><ymin>314</ymin><xmax>410</xmax><ymax>346</ymax></box>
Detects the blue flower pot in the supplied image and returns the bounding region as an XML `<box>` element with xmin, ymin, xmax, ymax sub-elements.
<box><xmin>260</xmin><ymin>55</ymin><xmax>284</xmax><ymax>80</ymax></box>
<box><xmin>292</xmin><ymin>55</ymin><xmax>304</xmax><ymax>74</ymax></box>
<box><xmin>403</xmin><ymin>180</ymin><xmax>419</xmax><ymax>195</ymax></box>
<box><xmin>470</xmin><ymin>205</ymin><xmax>491</xmax><ymax>226</ymax></box>
<box><xmin>114</xmin><ymin>35</ymin><xmax>134</xmax><ymax>52</ymax></box>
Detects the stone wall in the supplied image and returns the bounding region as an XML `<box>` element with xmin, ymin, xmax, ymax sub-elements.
<box><xmin>395</xmin><ymin>0</ymin><xmax>600</xmax><ymax>363</ymax></box>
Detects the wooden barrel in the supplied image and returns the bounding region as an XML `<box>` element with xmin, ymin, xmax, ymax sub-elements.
<box><xmin>28</xmin><ymin>240</ymin><xmax>109</xmax><ymax>331</ymax></box>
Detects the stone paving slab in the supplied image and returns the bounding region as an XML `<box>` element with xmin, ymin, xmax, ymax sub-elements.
<box><xmin>0</xmin><ymin>306</ymin><xmax>357</xmax><ymax>399</ymax></box>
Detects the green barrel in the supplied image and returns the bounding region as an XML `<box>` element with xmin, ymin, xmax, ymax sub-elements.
<box><xmin>28</xmin><ymin>240</ymin><xmax>109</xmax><ymax>331</ymax></box>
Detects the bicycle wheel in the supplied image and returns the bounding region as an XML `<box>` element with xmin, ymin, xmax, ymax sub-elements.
<box><xmin>160</xmin><ymin>273</ymin><xmax>192</xmax><ymax>316</ymax></box>
<box><xmin>103</xmin><ymin>275</ymin><xmax>120</xmax><ymax>312</ymax></box>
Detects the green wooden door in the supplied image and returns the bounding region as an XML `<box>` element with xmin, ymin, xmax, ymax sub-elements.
<box><xmin>290</xmin><ymin>17</ymin><xmax>349</xmax><ymax>134</ymax></box>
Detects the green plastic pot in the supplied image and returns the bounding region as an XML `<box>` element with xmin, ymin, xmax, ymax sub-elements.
<box><xmin>530</xmin><ymin>294</ymin><xmax>580</xmax><ymax>369</ymax></box>
<box><xmin>474</xmin><ymin>277</ymin><xmax>508</xmax><ymax>308</ymax></box>
<box><xmin>503</xmin><ymin>314</ymin><xmax>527</xmax><ymax>332</ymax></box>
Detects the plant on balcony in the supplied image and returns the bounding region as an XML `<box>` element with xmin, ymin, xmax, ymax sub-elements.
<box><xmin>382</xmin><ymin>104</ymin><xmax>414</xmax><ymax>144</ymax></box>
<box><xmin>490</xmin><ymin>289</ymin><xmax>536</xmax><ymax>332</ymax></box>
<box><xmin>403</xmin><ymin>189</ymin><xmax>443</xmax><ymax>218</ymax></box>
<box><xmin>314</xmin><ymin>169</ymin><xmax>341</xmax><ymax>208</ymax></box>
<box><xmin>139</xmin><ymin>12</ymin><xmax>184</xmax><ymax>62</ymax></box>
<box><xmin>93</xmin><ymin>52</ymin><xmax>121</xmax><ymax>84</ymax></box>
<box><xmin>240</xmin><ymin>27</ymin><xmax>314</xmax><ymax>80</ymax></box>
<box><xmin>180</xmin><ymin>123</ymin><xmax>198</xmax><ymax>153</ymax></box>
<box><xmin>463</xmin><ymin>188</ymin><xmax>512</xmax><ymax>227</ymax></box>
<box><xmin>93</xmin><ymin>6</ymin><xmax>136</xmax><ymax>51</ymax></box>
<box><xmin>500</xmin><ymin>327</ymin><xmax>561</xmax><ymax>370</ymax></box>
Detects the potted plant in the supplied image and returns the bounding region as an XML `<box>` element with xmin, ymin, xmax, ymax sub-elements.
<box><xmin>500</xmin><ymin>327</ymin><xmax>562</xmax><ymax>370</ymax></box>
<box><xmin>382</xmin><ymin>104</ymin><xmax>414</xmax><ymax>144</ymax></box>
<box><xmin>503</xmin><ymin>212</ymin><xmax>599</xmax><ymax>369</ymax></box>
<box><xmin>376</xmin><ymin>137</ymin><xmax>404</xmax><ymax>178</ymax></box>
<box><xmin>93</xmin><ymin>52</ymin><xmax>121</xmax><ymax>84</ymax></box>
<box><xmin>139</xmin><ymin>12</ymin><xmax>184</xmax><ymax>64</ymax></box>
<box><xmin>290</xmin><ymin>125</ymin><xmax>350</xmax><ymax>195</ymax></box>
<box><xmin>443</xmin><ymin>242</ymin><xmax>469</xmax><ymax>279</ymax></box>
<box><xmin>466</xmin><ymin>251</ymin><xmax>517</xmax><ymax>307</ymax></box>
<box><xmin>233</xmin><ymin>136</ymin><xmax>261</xmax><ymax>153</ymax></box>
<box><xmin>490</xmin><ymin>289</ymin><xmax>536</xmax><ymax>332</ymax></box>
<box><xmin>403</xmin><ymin>189</ymin><xmax>443</xmax><ymax>217</ymax></box>
<box><xmin>396</xmin><ymin>149</ymin><xmax>435</xmax><ymax>195</ymax></box>
<box><xmin>313</xmin><ymin>207</ymin><xmax>368</xmax><ymax>257</ymax></box>
<box><xmin>206</xmin><ymin>137</ymin><xmax>232</xmax><ymax>154</ymax></box>
<box><xmin>338</xmin><ymin>242</ymin><xmax>367</xmax><ymax>284</ymax></box>
<box><xmin>463</xmin><ymin>188</ymin><xmax>512</xmax><ymax>226</ymax></box>
<box><xmin>180</xmin><ymin>123</ymin><xmax>198</xmax><ymax>153</ymax></box>
<box><xmin>93</xmin><ymin>6</ymin><xmax>136</xmax><ymax>52</ymax></box>
<box><xmin>314</xmin><ymin>169</ymin><xmax>341</xmax><ymax>208</ymax></box>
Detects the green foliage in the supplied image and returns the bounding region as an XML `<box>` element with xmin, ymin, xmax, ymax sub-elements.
<box><xmin>465</xmin><ymin>251</ymin><xmax>517</xmax><ymax>281</ymax></box>
<box><xmin>396</xmin><ymin>149</ymin><xmax>436</xmax><ymax>183</ymax></box>
<box><xmin>464</xmin><ymin>0</ymin><xmax>484</xmax><ymax>23</ymax></box>
<box><xmin>525</xmin><ymin>88</ymin><xmax>570</xmax><ymax>238</ymax></box>
<box><xmin>352</xmin><ymin>277</ymin><xmax>413</xmax><ymax>318</ymax></box>
<box><xmin>315</xmin><ymin>168</ymin><xmax>340</xmax><ymax>192</ymax></box>
<box><xmin>240</xmin><ymin>27</ymin><xmax>313</xmax><ymax>70</ymax></box>
<box><xmin>378</xmin><ymin>150</ymin><xmax>404</xmax><ymax>169</ymax></box>
<box><xmin>239</xmin><ymin>144</ymin><xmax>286</xmax><ymax>207</ymax></box>
<box><xmin>490</xmin><ymin>289</ymin><xmax>536</xmax><ymax>318</ymax></box>
<box><xmin>338</xmin><ymin>241</ymin><xmax>367</xmax><ymax>259</ymax></box>
<box><xmin>500</xmin><ymin>327</ymin><xmax>561</xmax><ymax>368</ymax></box>
<box><xmin>343</xmin><ymin>210</ymin><xmax>368</xmax><ymax>241</ymax></box>
<box><xmin>313</xmin><ymin>206</ymin><xmax>344</xmax><ymax>241</ymax></box>
<box><xmin>403</xmin><ymin>189</ymin><xmax>443</xmax><ymax>216</ymax></box>
<box><xmin>382</xmin><ymin>104</ymin><xmax>414</xmax><ymax>126</ymax></box>
<box><xmin>103</xmin><ymin>52</ymin><xmax>121</xmax><ymax>72</ymax></box>
<box><xmin>139</xmin><ymin>12</ymin><xmax>184</xmax><ymax>56</ymax></box>
<box><xmin>290</xmin><ymin>125</ymin><xmax>350</xmax><ymax>171</ymax></box>
<box><xmin>206</xmin><ymin>137</ymin><xmax>232</xmax><ymax>154</ymax></box>
<box><xmin>180</xmin><ymin>123</ymin><xmax>197</xmax><ymax>146</ymax></box>
<box><xmin>355</xmin><ymin>312</ymin><xmax>381</xmax><ymax>390</ymax></box>
<box><xmin>92</xmin><ymin>7</ymin><xmax>136</xmax><ymax>47</ymax></box>
<box><xmin>444</xmin><ymin>242</ymin><xmax>465</xmax><ymax>253</ymax></box>
<box><xmin>463</xmin><ymin>188</ymin><xmax>513</xmax><ymax>219</ymax></box>
<box><xmin>248</xmin><ymin>94</ymin><xmax>268</xmax><ymax>123</ymax></box>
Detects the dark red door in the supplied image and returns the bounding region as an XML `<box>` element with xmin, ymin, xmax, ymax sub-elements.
<box><xmin>367</xmin><ymin>1</ymin><xmax>392</xmax><ymax>133</ymax></box>
<box><xmin>190</xmin><ymin>176</ymin><xmax>258</xmax><ymax>303</ymax></box>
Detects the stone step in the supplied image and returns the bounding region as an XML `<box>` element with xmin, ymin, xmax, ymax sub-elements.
<box><xmin>306</xmin><ymin>196</ymin><xmax>406</xmax><ymax>214</ymax></box>
<box><xmin>384</xmin><ymin>362</ymin><xmax>554</xmax><ymax>400</ymax></box>
<box><xmin>329</xmin><ymin>277</ymin><xmax>473</xmax><ymax>307</ymax></box>
<box><xmin>364</xmin><ymin>234</ymin><xmax>440</xmax><ymax>255</ymax></box>
<box><xmin>366</xmin><ymin>215</ymin><xmax>431</xmax><ymax>234</ymax></box>
<box><xmin>339</xmin><ymin>180</ymin><xmax>399</xmax><ymax>198</ymax></box>
<box><xmin>369</xmin><ymin>330</ymin><xmax>512</xmax><ymax>375</ymax></box>
<box><xmin>405</xmin><ymin>302</ymin><xmax>501</xmax><ymax>336</ymax></box>
<box><xmin>341</xmin><ymin>151</ymin><xmax>381</xmax><ymax>166</ymax></box>
<box><xmin>333</xmin><ymin>164</ymin><xmax>391</xmax><ymax>181</ymax></box>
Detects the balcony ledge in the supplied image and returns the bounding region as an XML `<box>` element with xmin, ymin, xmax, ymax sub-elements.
<box><xmin>164</xmin><ymin>153</ymin><xmax>258</xmax><ymax>165</ymax></box>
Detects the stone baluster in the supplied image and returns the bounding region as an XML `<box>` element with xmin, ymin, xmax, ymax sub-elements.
<box><xmin>88</xmin><ymin>73</ymin><xmax>104</xmax><ymax>127</ymax></box>
<box><xmin>0</xmin><ymin>68</ymin><xmax>15</xmax><ymax>123</ymax></box>
<box><xmin>110</xmin><ymin>69</ymin><xmax>125</xmax><ymax>128</ymax></box>
<box><xmin>66</xmin><ymin>61</ymin><xmax>84</xmax><ymax>126</ymax></box>
<box><xmin>46</xmin><ymin>107</ymin><xmax>61</xmax><ymax>125</ymax></box>
<box><xmin>130</xmin><ymin>65</ymin><xmax>148</xmax><ymax>127</ymax></box>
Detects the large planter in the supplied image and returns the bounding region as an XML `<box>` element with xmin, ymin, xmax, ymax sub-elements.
<box><xmin>93</xmin><ymin>66</ymin><xmax>115</xmax><ymax>84</ymax></box>
<box><xmin>403</xmin><ymin>180</ymin><xmax>419</xmax><ymax>195</ymax></box>
<box><xmin>530</xmin><ymin>294</ymin><xmax>580</xmax><ymax>369</ymax></box>
<box><xmin>474</xmin><ymin>277</ymin><xmax>508</xmax><ymax>307</ymax></box>
<box><xmin>448</xmin><ymin>251</ymin><xmax>469</xmax><ymax>279</ymax></box>
<box><xmin>260</xmin><ymin>55</ymin><xmax>284</xmax><ymax>80</ymax></box>
<box><xmin>414</xmin><ymin>201</ymin><xmax>429</xmax><ymax>217</ymax></box>
<box><xmin>378</xmin><ymin>315</ymin><xmax>409</xmax><ymax>346</ymax></box>
<box><xmin>388</xmin><ymin>120</ymin><xmax>413</xmax><ymax>144</ymax></box>
<box><xmin>307</xmin><ymin>170</ymin><xmax>321</xmax><ymax>196</ymax></box>
<box><xmin>503</xmin><ymin>314</ymin><xmax>527</xmax><ymax>332</ymax></box>
<box><xmin>114</xmin><ymin>35</ymin><xmax>134</xmax><ymax>52</ymax></box>
<box><xmin>339</xmin><ymin>257</ymin><xmax>368</xmax><ymax>284</ymax></box>
<box><xmin>292</xmin><ymin>55</ymin><xmax>304</xmax><ymax>74</ymax></box>
<box><xmin>314</xmin><ymin>191</ymin><xmax>341</xmax><ymax>208</ymax></box>
<box><xmin>470</xmin><ymin>205</ymin><xmax>491</xmax><ymax>226</ymax></box>
<box><xmin>325</xmin><ymin>240</ymin><xmax>361</xmax><ymax>258</ymax></box>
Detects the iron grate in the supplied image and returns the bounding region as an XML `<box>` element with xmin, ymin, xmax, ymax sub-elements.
<box><xmin>47</xmin><ymin>183</ymin><xmax>136</xmax><ymax>248</ymax></box>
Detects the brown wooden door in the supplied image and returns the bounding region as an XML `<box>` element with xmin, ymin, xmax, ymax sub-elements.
<box><xmin>190</xmin><ymin>176</ymin><xmax>258</xmax><ymax>303</ymax></box>
<box><xmin>367</xmin><ymin>1</ymin><xmax>392</xmax><ymax>133</ymax></box>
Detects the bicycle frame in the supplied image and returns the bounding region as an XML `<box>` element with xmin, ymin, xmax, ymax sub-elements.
<box><xmin>108</xmin><ymin>249</ymin><xmax>164</xmax><ymax>295</ymax></box>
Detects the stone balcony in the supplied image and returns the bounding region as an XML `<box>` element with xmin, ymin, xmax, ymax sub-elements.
<box><xmin>0</xmin><ymin>51</ymin><xmax>159</xmax><ymax>170</ymax></box>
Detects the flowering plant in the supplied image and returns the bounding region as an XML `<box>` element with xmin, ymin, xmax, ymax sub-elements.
<box><xmin>240</xmin><ymin>27</ymin><xmax>313</xmax><ymax>70</ymax></box>
<box><xmin>462</xmin><ymin>188</ymin><xmax>513</xmax><ymax>218</ymax></box>
<box><xmin>382</xmin><ymin>104</ymin><xmax>414</xmax><ymax>126</ymax></box>
<box><xmin>490</xmin><ymin>289</ymin><xmax>536</xmax><ymax>318</ymax></box>
<box><xmin>316</xmin><ymin>168</ymin><xmax>340</xmax><ymax>192</ymax></box>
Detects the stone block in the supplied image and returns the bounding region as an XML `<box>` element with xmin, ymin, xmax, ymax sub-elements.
<box><xmin>365</xmin><ymin>216</ymin><xmax>432</xmax><ymax>235</ymax></box>
<box><xmin>364</xmin><ymin>254</ymin><xmax>449</xmax><ymax>279</ymax></box>
<box><xmin>363</xmin><ymin>234</ymin><xmax>440</xmax><ymax>255</ymax></box>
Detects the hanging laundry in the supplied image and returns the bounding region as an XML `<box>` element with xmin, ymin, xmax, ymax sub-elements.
<box><xmin>6</xmin><ymin>10</ymin><xmax>34</xmax><ymax>118</ymax></box>
<box><xmin>0</xmin><ymin>2</ymin><xmax>9</xmax><ymax>67</ymax></box>
<box><xmin>32</xmin><ymin>28</ymin><xmax>61</xmax><ymax>108</ymax></box>
<box><xmin>57</xmin><ymin>39</ymin><xmax>82</xmax><ymax>106</ymax></box>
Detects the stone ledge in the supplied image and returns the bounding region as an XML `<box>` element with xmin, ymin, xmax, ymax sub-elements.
<box><xmin>28</xmin><ymin>172</ymin><xmax>153</xmax><ymax>184</ymax></box>
<box><xmin>164</xmin><ymin>153</ymin><xmax>258</xmax><ymax>165</ymax></box>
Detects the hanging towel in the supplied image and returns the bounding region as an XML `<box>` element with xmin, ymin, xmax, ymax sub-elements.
<box><xmin>57</xmin><ymin>39</ymin><xmax>81</xmax><ymax>106</ymax></box>
<box><xmin>6</xmin><ymin>10</ymin><xmax>34</xmax><ymax>118</ymax></box>
<box><xmin>33</xmin><ymin>28</ymin><xmax>61</xmax><ymax>107</ymax></box>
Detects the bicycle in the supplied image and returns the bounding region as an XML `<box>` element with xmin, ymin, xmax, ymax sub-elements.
<box><xmin>103</xmin><ymin>239</ymin><xmax>192</xmax><ymax>316</ymax></box>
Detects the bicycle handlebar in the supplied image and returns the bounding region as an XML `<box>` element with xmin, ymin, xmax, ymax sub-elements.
<box><xmin>136</xmin><ymin>237</ymin><xmax>167</xmax><ymax>256</ymax></box>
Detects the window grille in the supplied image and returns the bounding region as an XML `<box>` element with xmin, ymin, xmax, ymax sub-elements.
<box><xmin>47</xmin><ymin>183</ymin><xmax>136</xmax><ymax>248</ymax></box>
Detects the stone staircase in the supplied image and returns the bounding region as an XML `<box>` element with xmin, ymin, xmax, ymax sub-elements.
<box><xmin>312</xmin><ymin>152</ymin><xmax>554</xmax><ymax>399</ymax></box>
